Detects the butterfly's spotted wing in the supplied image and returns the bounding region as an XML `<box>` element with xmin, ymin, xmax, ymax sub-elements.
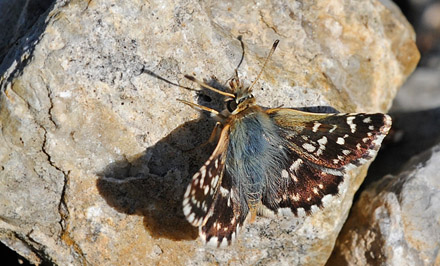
<box><xmin>260</xmin><ymin>109</ymin><xmax>392</xmax><ymax>216</ymax></box>
<box><xmin>183</xmin><ymin>124</ymin><xmax>247</xmax><ymax>246</ymax></box>
<box><xmin>182</xmin><ymin>125</ymin><xmax>229</xmax><ymax>227</ymax></box>
<box><xmin>199</xmin><ymin>170</ymin><xmax>247</xmax><ymax>247</ymax></box>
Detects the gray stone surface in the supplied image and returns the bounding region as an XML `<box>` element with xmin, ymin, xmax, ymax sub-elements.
<box><xmin>0</xmin><ymin>0</ymin><xmax>418</xmax><ymax>265</ymax></box>
<box><xmin>392</xmin><ymin>67</ymin><xmax>440</xmax><ymax>112</ymax></box>
<box><xmin>329</xmin><ymin>143</ymin><xmax>440</xmax><ymax>266</ymax></box>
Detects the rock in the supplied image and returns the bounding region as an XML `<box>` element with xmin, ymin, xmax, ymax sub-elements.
<box><xmin>0</xmin><ymin>0</ymin><xmax>419</xmax><ymax>265</ymax></box>
<box><xmin>328</xmin><ymin>143</ymin><xmax>440</xmax><ymax>266</ymax></box>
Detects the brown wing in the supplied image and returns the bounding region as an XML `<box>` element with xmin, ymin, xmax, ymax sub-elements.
<box><xmin>266</xmin><ymin>108</ymin><xmax>391</xmax><ymax>170</ymax></box>
<box><xmin>182</xmin><ymin>124</ymin><xmax>230</xmax><ymax>227</ymax></box>
<box><xmin>260</xmin><ymin>108</ymin><xmax>391</xmax><ymax>216</ymax></box>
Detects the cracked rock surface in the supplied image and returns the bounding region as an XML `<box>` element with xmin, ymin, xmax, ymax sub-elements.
<box><xmin>0</xmin><ymin>0</ymin><xmax>419</xmax><ymax>265</ymax></box>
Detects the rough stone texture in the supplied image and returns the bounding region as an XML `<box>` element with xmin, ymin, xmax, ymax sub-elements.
<box><xmin>0</xmin><ymin>0</ymin><xmax>419</xmax><ymax>265</ymax></box>
<box><xmin>328</xmin><ymin>143</ymin><xmax>440</xmax><ymax>266</ymax></box>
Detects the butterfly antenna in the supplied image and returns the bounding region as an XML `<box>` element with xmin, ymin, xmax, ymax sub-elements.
<box><xmin>234</xmin><ymin>35</ymin><xmax>245</xmax><ymax>74</ymax></box>
<box><xmin>248</xmin><ymin>39</ymin><xmax>279</xmax><ymax>92</ymax></box>
<box><xmin>184</xmin><ymin>75</ymin><xmax>235</xmax><ymax>98</ymax></box>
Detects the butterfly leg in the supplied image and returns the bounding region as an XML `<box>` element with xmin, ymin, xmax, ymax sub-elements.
<box><xmin>189</xmin><ymin>122</ymin><xmax>222</xmax><ymax>152</ymax></box>
<box><xmin>249</xmin><ymin>207</ymin><xmax>257</xmax><ymax>223</ymax></box>
<box><xmin>207</xmin><ymin>122</ymin><xmax>222</xmax><ymax>143</ymax></box>
<box><xmin>177</xmin><ymin>99</ymin><xmax>224</xmax><ymax>151</ymax></box>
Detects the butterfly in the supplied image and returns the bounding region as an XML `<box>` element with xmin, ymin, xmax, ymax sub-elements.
<box><xmin>180</xmin><ymin>40</ymin><xmax>392</xmax><ymax>247</ymax></box>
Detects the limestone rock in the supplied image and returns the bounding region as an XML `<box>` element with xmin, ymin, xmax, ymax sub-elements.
<box><xmin>0</xmin><ymin>0</ymin><xmax>419</xmax><ymax>265</ymax></box>
<box><xmin>329</xmin><ymin>143</ymin><xmax>440</xmax><ymax>266</ymax></box>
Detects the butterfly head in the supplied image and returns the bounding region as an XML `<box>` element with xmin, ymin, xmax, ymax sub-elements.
<box><xmin>225</xmin><ymin>75</ymin><xmax>256</xmax><ymax>114</ymax></box>
<box><xmin>181</xmin><ymin>40</ymin><xmax>279</xmax><ymax>117</ymax></box>
<box><xmin>224</xmin><ymin>39</ymin><xmax>279</xmax><ymax>115</ymax></box>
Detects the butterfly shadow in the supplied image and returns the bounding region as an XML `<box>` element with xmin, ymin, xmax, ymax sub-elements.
<box><xmin>95</xmin><ymin>117</ymin><xmax>220</xmax><ymax>240</ymax></box>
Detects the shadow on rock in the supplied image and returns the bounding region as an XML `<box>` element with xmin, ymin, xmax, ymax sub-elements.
<box><xmin>96</xmin><ymin>116</ymin><xmax>218</xmax><ymax>241</ymax></box>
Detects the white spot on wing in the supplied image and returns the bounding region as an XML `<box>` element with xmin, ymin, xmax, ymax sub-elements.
<box><xmin>302</xmin><ymin>143</ymin><xmax>316</xmax><ymax>152</ymax></box>
<box><xmin>312</xmin><ymin>122</ymin><xmax>321</xmax><ymax>132</ymax></box>
<box><xmin>313</xmin><ymin>187</ymin><xmax>319</xmax><ymax>194</ymax></box>
<box><xmin>281</xmin><ymin>169</ymin><xmax>289</xmax><ymax>178</ymax></box>
<box><xmin>315</xmin><ymin>136</ymin><xmax>327</xmax><ymax>156</ymax></box>
<box><xmin>278</xmin><ymin>208</ymin><xmax>294</xmax><ymax>217</ymax></box>
<box><xmin>193</xmin><ymin>172</ymin><xmax>200</xmax><ymax>180</ymax></box>
<box><xmin>290</xmin><ymin>173</ymin><xmax>298</xmax><ymax>182</ymax></box>
<box><xmin>184</xmin><ymin>185</ymin><xmax>191</xmax><ymax>198</ymax></box>
<box><xmin>188</xmin><ymin>213</ymin><xmax>195</xmax><ymax>222</ymax></box>
<box><xmin>297</xmin><ymin>208</ymin><xmax>306</xmax><ymax>217</ymax></box>
<box><xmin>220</xmin><ymin>237</ymin><xmax>228</xmax><ymax>247</ymax></box>
<box><xmin>318</xmin><ymin>136</ymin><xmax>328</xmax><ymax>145</ymax></box>
<box><xmin>219</xmin><ymin>186</ymin><xmax>229</xmax><ymax>197</ymax></box>
<box><xmin>329</xmin><ymin>124</ymin><xmax>338</xmax><ymax>133</ymax></box>
<box><xmin>182</xmin><ymin>197</ymin><xmax>189</xmax><ymax>206</ymax></box>
<box><xmin>257</xmin><ymin>204</ymin><xmax>276</xmax><ymax>218</ymax></box>
<box><xmin>311</xmin><ymin>205</ymin><xmax>320</xmax><ymax>213</ymax></box>
<box><xmin>336</xmin><ymin>137</ymin><xmax>345</xmax><ymax>145</ymax></box>
<box><xmin>290</xmin><ymin>159</ymin><xmax>303</xmax><ymax>171</ymax></box>
<box><xmin>205</xmin><ymin>236</ymin><xmax>219</xmax><ymax>247</ymax></box>
<box><xmin>199</xmin><ymin>167</ymin><xmax>206</xmax><ymax>187</ymax></box>
<box><xmin>347</xmin><ymin>116</ymin><xmax>356</xmax><ymax>133</ymax></box>
<box><xmin>291</xmin><ymin>193</ymin><xmax>300</xmax><ymax>201</ymax></box>
<box><xmin>363</xmin><ymin>117</ymin><xmax>372</xmax><ymax>123</ymax></box>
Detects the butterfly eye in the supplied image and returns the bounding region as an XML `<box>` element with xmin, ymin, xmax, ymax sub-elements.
<box><xmin>226</xmin><ymin>100</ymin><xmax>238</xmax><ymax>112</ymax></box>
